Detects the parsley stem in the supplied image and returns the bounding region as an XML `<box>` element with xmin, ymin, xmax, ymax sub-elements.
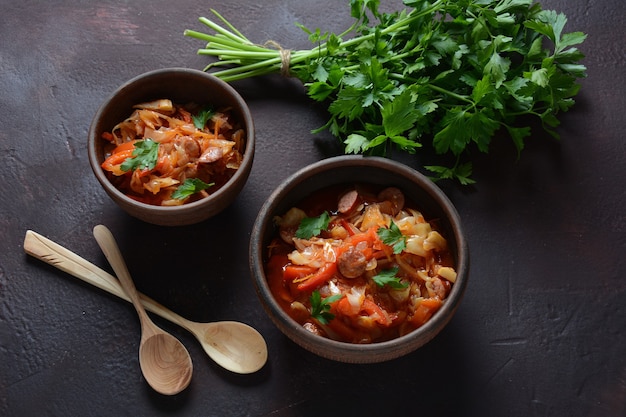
<box><xmin>425</xmin><ymin>84</ymin><xmax>473</xmax><ymax>105</ymax></box>
<box><xmin>188</xmin><ymin>0</ymin><xmax>447</xmax><ymax>83</ymax></box>
<box><xmin>199</xmin><ymin>49</ymin><xmax>290</xmax><ymax>59</ymax></box>
<box><xmin>185</xmin><ymin>30</ymin><xmax>257</xmax><ymax>51</ymax></box>
<box><xmin>197</xmin><ymin>16</ymin><xmax>250</xmax><ymax>44</ymax></box>
<box><xmin>320</xmin><ymin>0</ymin><xmax>446</xmax><ymax>52</ymax></box>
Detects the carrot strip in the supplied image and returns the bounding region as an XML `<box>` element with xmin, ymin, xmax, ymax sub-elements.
<box><xmin>101</xmin><ymin>149</ymin><xmax>136</xmax><ymax>175</ymax></box>
<box><xmin>332</xmin><ymin>226</ymin><xmax>379</xmax><ymax>261</ymax></box>
<box><xmin>110</xmin><ymin>140</ymin><xmax>137</xmax><ymax>154</ymax></box>
<box><xmin>324</xmin><ymin>317</ymin><xmax>360</xmax><ymax>343</ymax></box>
<box><xmin>410</xmin><ymin>297</ymin><xmax>442</xmax><ymax>327</ymax></box>
<box><xmin>283</xmin><ymin>265</ymin><xmax>317</xmax><ymax>282</ymax></box>
<box><xmin>362</xmin><ymin>298</ymin><xmax>392</xmax><ymax>326</ymax></box>
<box><xmin>372</xmin><ymin>250</ymin><xmax>388</xmax><ymax>259</ymax></box>
<box><xmin>333</xmin><ymin>295</ymin><xmax>391</xmax><ymax>326</ymax></box>
<box><xmin>334</xmin><ymin>296</ymin><xmax>357</xmax><ymax>316</ymax></box>
<box><xmin>346</xmin><ymin>226</ymin><xmax>379</xmax><ymax>246</ymax></box>
<box><xmin>101</xmin><ymin>149</ymin><xmax>133</xmax><ymax>168</ymax></box>
<box><xmin>340</xmin><ymin>219</ymin><xmax>357</xmax><ymax>236</ymax></box>
<box><xmin>101</xmin><ymin>131</ymin><xmax>115</xmax><ymax>143</ymax></box>
<box><xmin>101</xmin><ymin>140</ymin><xmax>139</xmax><ymax>172</ymax></box>
<box><xmin>296</xmin><ymin>262</ymin><xmax>338</xmax><ymax>292</ymax></box>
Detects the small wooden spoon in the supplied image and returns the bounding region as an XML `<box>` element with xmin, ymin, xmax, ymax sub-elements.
<box><xmin>23</xmin><ymin>230</ymin><xmax>268</xmax><ymax>374</ymax></box>
<box><xmin>93</xmin><ymin>225</ymin><xmax>193</xmax><ymax>395</ymax></box>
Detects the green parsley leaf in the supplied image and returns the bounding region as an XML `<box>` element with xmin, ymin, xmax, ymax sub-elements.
<box><xmin>192</xmin><ymin>106</ymin><xmax>215</xmax><ymax>130</ymax></box>
<box><xmin>372</xmin><ymin>266</ymin><xmax>408</xmax><ymax>289</ymax></box>
<box><xmin>310</xmin><ymin>291</ymin><xmax>342</xmax><ymax>325</ymax></box>
<box><xmin>377</xmin><ymin>220</ymin><xmax>406</xmax><ymax>254</ymax></box>
<box><xmin>308</xmin><ymin>81</ymin><xmax>335</xmax><ymax>101</ymax></box>
<box><xmin>120</xmin><ymin>139</ymin><xmax>159</xmax><ymax>172</ymax></box>
<box><xmin>505</xmin><ymin>125</ymin><xmax>531</xmax><ymax>156</ymax></box>
<box><xmin>171</xmin><ymin>178</ymin><xmax>214</xmax><ymax>200</ymax></box>
<box><xmin>295</xmin><ymin>211</ymin><xmax>331</xmax><ymax>239</ymax></box>
<box><xmin>381</xmin><ymin>89</ymin><xmax>419</xmax><ymax>138</ymax></box>
<box><xmin>328</xmin><ymin>85</ymin><xmax>366</xmax><ymax>121</ymax></box>
<box><xmin>344</xmin><ymin>133</ymin><xmax>370</xmax><ymax>154</ymax></box>
<box><xmin>426</xmin><ymin>162</ymin><xmax>476</xmax><ymax>186</ymax></box>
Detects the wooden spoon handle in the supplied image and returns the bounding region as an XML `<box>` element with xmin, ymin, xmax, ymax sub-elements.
<box><xmin>23</xmin><ymin>230</ymin><xmax>188</xmax><ymax>329</ymax></box>
<box><xmin>92</xmin><ymin>225</ymin><xmax>144</xmax><ymax>309</ymax></box>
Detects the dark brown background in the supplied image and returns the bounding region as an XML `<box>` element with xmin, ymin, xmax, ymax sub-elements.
<box><xmin>1</xmin><ymin>1</ymin><xmax>624</xmax><ymax>416</ymax></box>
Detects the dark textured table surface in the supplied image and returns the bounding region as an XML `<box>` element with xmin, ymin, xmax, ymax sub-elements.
<box><xmin>1</xmin><ymin>1</ymin><xmax>624</xmax><ymax>416</ymax></box>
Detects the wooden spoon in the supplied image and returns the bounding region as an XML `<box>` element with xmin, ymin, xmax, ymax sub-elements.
<box><xmin>92</xmin><ymin>225</ymin><xmax>193</xmax><ymax>395</ymax></box>
<box><xmin>23</xmin><ymin>230</ymin><xmax>268</xmax><ymax>374</ymax></box>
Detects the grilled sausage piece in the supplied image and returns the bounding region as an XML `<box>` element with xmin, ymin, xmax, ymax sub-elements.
<box><xmin>337</xmin><ymin>246</ymin><xmax>367</xmax><ymax>278</ymax></box>
<box><xmin>338</xmin><ymin>189</ymin><xmax>360</xmax><ymax>214</ymax></box>
<box><xmin>377</xmin><ymin>187</ymin><xmax>405</xmax><ymax>216</ymax></box>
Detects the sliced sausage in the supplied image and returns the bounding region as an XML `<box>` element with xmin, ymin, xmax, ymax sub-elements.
<box><xmin>337</xmin><ymin>246</ymin><xmax>367</xmax><ymax>278</ymax></box>
<box><xmin>377</xmin><ymin>187</ymin><xmax>405</xmax><ymax>215</ymax></box>
<box><xmin>338</xmin><ymin>189</ymin><xmax>360</xmax><ymax>214</ymax></box>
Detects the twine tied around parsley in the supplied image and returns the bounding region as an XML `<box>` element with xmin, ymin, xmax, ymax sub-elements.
<box><xmin>263</xmin><ymin>40</ymin><xmax>291</xmax><ymax>77</ymax></box>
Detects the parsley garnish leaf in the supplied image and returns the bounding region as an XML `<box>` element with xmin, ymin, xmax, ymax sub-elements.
<box><xmin>372</xmin><ymin>266</ymin><xmax>408</xmax><ymax>289</ymax></box>
<box><xmin>192</xmin><ymin>106</ymin><xmax>215</xmax><ymax>130</ymax></box>
<box><xmin>295</xmin><ymin>211</ymin><xmax>331</xmax><ymax>239</ymax></box>
<box><xmin>310</xmin><ymin>291</ymin><xmax>342</xmax><ymax>324</ymax></box>
<box><xmin>377</xmin><ymin>220</ymin><xmax>406</xmax><ymax>254</ymax></box>
<box><xmin>171</xmin><ymin>178</ymin><xmax>213</xmax><ymax>200</ymax></box>
<box><xmin>120</xmin><ymin>139</ymin><xmax>159</xmax><ymax>172</ymax></box>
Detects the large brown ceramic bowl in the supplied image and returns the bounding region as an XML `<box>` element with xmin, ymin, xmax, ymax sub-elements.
<box><xmin>88</xmin><ymin>68</ymin><xmax>254</xmax><ymax>226</ymax></box>
<box><xmin>250</xmin><ymin>156</ymin><xmax>469</xmax><ymax>363</ymax></box>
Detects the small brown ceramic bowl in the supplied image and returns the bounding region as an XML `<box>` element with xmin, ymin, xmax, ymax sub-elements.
<box><xmin>249</xmin><ymin>156</ymin><xmax>469</xmax><ymax>363</ymax></box>
<box><xmin>88</xmin><ymin>68</ymin><xmax>254</xmax><ymax>226</ymax></box>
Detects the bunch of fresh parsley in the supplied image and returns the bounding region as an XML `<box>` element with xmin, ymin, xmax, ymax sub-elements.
<box><xmin>185</xmin><ymin>0</ymin><xmax>586</xmax><ymax>184</ymax></box>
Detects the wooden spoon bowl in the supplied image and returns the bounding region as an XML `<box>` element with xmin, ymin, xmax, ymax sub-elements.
<box><xmin>93</xmin><ymin>225</ymin><xmax>193</xmax><ymax>395</ymax></box>
<box><xmin>139</xmin><ymin>332</ymin><xmax>193</xmax><ymax>395</ymax></box>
